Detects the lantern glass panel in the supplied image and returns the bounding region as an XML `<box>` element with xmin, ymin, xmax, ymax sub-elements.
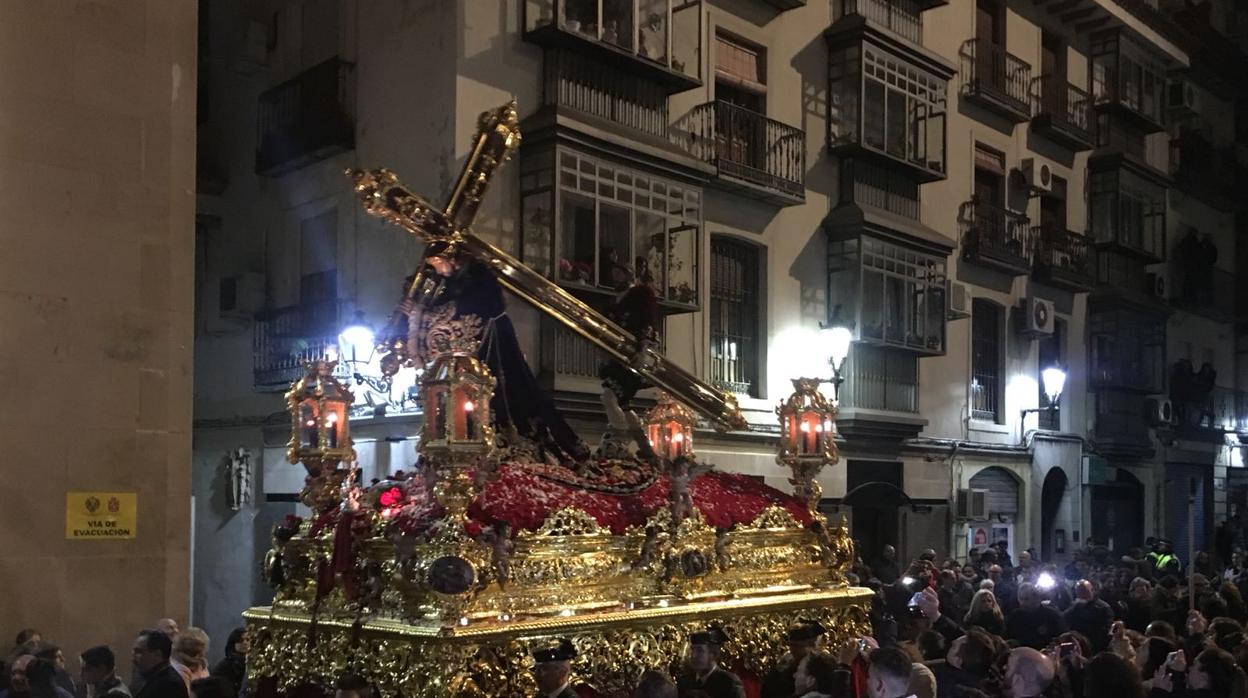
<box><xmin>299</xmin><ymin>401</ymin><xmax>318</xmax><ymax>448</ymax></box>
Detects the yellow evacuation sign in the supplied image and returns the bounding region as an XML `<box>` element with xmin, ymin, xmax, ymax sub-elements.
<box><xmin>66</xmin><ymin>492</ymin><xmax>137</xmax><ymax>539</ymax></box>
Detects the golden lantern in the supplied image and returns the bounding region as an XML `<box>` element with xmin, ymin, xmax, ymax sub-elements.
<box><xmin>776</xmin><ymin>378</ymin><xmax>839</xmax><ymax>512</ymax></box>
<box><xmin>285</xmin><ymin>360</ymin><xmax>355</xmax><ymax>471</ymax></box>
<box><xmin>420</xmin><ymin>350</ymin><xmax>496</xmax><ymax>463</ymax></box>
<box><xmin>417</xmin><ymin>338</ymin><xmax>497</xmax><ymax>525</ymax></box>
<box><xmin>645</xmin><ymin>392</ymin><xmax>696</xmax><ymax>461</ymax></box>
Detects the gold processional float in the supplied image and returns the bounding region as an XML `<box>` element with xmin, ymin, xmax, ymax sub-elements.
<box><xmin>244</xmin><ymin>102</ymin><xmax>870</xmax><ymax>698</ymax></box>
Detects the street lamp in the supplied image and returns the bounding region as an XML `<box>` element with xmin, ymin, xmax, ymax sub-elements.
<box><xmin>822</xmin><ymin>324</ymin><xmax>853</xmax><ymax>402</ymax></box>
<box><xmin>338</xmin><ymin>311</ymin><xmax>377</xmax><ymax>372</ymax></box>
<box><xmin>1021</xmin><ymin>365</ymin><xmax>1067</xmax><ymax>429</ymax></box>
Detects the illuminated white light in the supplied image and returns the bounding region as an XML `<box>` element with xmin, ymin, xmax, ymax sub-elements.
<box><xmin>823</xmin><ymin>419</ymin><xmax>833</xmax><ymax>432</ymax></box>
<box><xmin>1037</xmin><ymin>572</ymin><xmax>1056</xmax><ymax>590</ymax></box>
<box><xmin>559</xmin><ymin>608</ymin><xmax>574</xmax><ymax>617</ymax></box>
<box><xmin>822</xmin><ymin>325</ymin><xmax>853</xmax><ymax>371</ymax></box>
<box><xmin>458</xmin><ymin>616</ymin><xmax>469</xmax><ymax>626</ymax></box>
<box><xmin>800</xmin><ymin>421</ymin><xmax>810</xmax><ymax>432</ymax></box>
<box><xmin>1041</xmin><ymin>367</ymin><xmax>1067</xmax><ymax>402</ymax></box>
<box><xmin>336</xmin><ymin>319</ymin><xmax>374</xmax><ymax>369</ymax></box>
<box><xmin>673</xmin><ymin>433</ymin><xmax>684</xmax><ymax>442</ymax></box>
<box><xmin>464</xmin><ymin>401</ymin><xmax>475</xmax><ymax>412</ymax></box>
<box><xmin>657</xmin><ymin>599</ymin><xmax>669</xmax><ymax>608</ymax></box>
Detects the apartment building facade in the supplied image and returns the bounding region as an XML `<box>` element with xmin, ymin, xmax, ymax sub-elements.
<box><xmin>191</xmin><ymin>0</ymin><xmax>1248</xmax><ymax>640</ymax></box>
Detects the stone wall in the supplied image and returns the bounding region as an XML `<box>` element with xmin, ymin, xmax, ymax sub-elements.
<box><xmin>0</xmin><ymin>0</ymin><xmax>196</xmax><ymax>664</ymax></box>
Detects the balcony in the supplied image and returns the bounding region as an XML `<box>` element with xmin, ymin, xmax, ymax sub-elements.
<box><xmin>1032</xmin><ymin>225</ymin><xmax>1096</xmax><ymax>292</ymax></box>
<box><xmin>835</xmin><ymin>344</ymin><xmax>928</xmax><ymax>440</ymax></box>
<box><xmin>959</xmin><ymin>38</ymin><xmax>1033</xmax><ymax>123</ymax></box>
<box><xmin>1089</xmin><ymin>169</ymin><xmax>1166</xmax><ymax>263</ymax></box>
<box><xmin>1171</xmin><ymin>382</ymin><xmax>1248</xmax><ymax>442</ymax></box>
<box><xmin>674</xmin><ymin>100</ymin><xmax>805</xmax><ymax>205</ymax></box>
<box><xmin>253</xmin><ymin>300</ymin><xmax>351</xmax><ymax>391</ymax></box>
<box><xmin>1171</xmin><ymin>128</ymin><xmax>1239</xmax><ymax>212</ymax></box>
<box><xmin>960</xmin><ymin>199</ymin><xmax>1033</xmax><ymax>275</ymax></box>
<box><xmin>1090</xmin><ymin>31</ymin><xmax>1167</xmax><ymax>133</ymax></box>
<box><xmin>524</xmin><ymin>0</ymin><xmax>703</xmax><ymax>94</ymax></box>
<box><xmin>1169</xmin><ymin>265</ymin><xmax>1236</xmax><ymax>321</ymax></box>
<box><xmin>833</xmin><ymin>0</ymin><xmax>923</xmax><ymax>45</ymax></box>
<box><xmin>1092</xmin><ymin>390</ymin><xmax>1154</xmax><ymax>459</ymax></box>
<box><xmin>1031</xmin><ymin>77</ymin><xmax>1095</xmax><ymax>150</ymax></box>
<box><xmin>256</xmin><ymin>57</ymin><xmax>355</xmax><ymax>177</ymax></box>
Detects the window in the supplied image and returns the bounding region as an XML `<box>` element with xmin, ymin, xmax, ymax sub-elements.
<box><xmin>971</xmin><ymin>299</ymin><xmax>1003</xmax><ymax>422</ymax></box>
<box><xmin>715</xmin><ymin>34</ymin><xmax>767</xmax><ymax>170</ymax></box>
<box><xmin>298</xmin><ymin>208</ymin><xmax>338</xmax><ymax>336</ymax></box>
<box><xmin>828</xmin><ymin>42</ymin><xmax>948</xmax><ymax>177</ymax></box>
<box><xmin>1038</xmin><ymin>318</ymin><xmax>1065</xmax><ymax>430</ymax></box>
<box><xmin>1089</xmin><ymin>169</ymin><xmax>1166</xmax><ymax>258</ymax></box>
<box><xmin>520</xmin><ymin>147</ymin><xmax>702</xmax><ymax>309</ymax></box>
<box><xmin>709</xmin><ymin>237</ymin><xmax>761</xmax><ymax>397</ymax></box>
<box><xmin>1090</xmin><ymin>32</ymin><xmax>1165</xmax><ymax>126</ymax></box>
<box><xmin>525</xmin><ymin>0</ymin><xmax>703</xmax><ymax>82</ymax></box>
<box><xmin>1089</xmin><ymin>308</ymin><xmax>1166</xmax><ymax>393</ymax></box>
<box><xmin>828</xmin><ymin>235</ymin><xmax>946</xmax><ymax>354</ymax></box>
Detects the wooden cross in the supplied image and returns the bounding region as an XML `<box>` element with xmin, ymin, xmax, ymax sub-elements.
<box><xmin>347</xmin><ymin>101</ymin><xmax>747</xmax><ymax>432</ymax></box>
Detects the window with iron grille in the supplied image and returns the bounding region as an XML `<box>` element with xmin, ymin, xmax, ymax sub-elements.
<box><xmin>709</xmin><ymin>236</ymin><xmax>761</xmax><ymax>397</ymax></box>
<box><xmin>1038</xmin><ymin>318</ymin><xmax>1065</xmax><ymax>430</ymax></box>
<box><xmin>972</xmin><ymin>298</ymin><xmax>1002</xmax><ymax>422</ymax></box>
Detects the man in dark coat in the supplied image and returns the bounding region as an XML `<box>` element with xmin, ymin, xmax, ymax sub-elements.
<box><xmin>531</xmin><ymin>639</ymin><xmax>577</xmax><ymax>698</ymax></box>
<box><xmin>1064</xmin><ymin>580</ymin><xmax>1114</xmax><ymax>653</ymax></box>
<box><xmin>1005</xmin><ymin>583</ymin><xmax>1067</xmax><ymax>650</ymax></box>
<box><xmin>676</xmin><ymin>628</ymin><xmax>745</xmax><ymax>698</ymax></box>
<box><xmin>131</xmin><ymin>631</ymin><xmax>187</xmax><ymax>698</ymax></box>
<box><xmin>760</xmin><ymin>620</ymin><xmax>826</xmax><ymax>698</ymax></box>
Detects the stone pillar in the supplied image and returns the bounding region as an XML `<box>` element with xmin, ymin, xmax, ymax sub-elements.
<box><xmin>0</xmin><ymin>0</ymin><xmax>196</xmax><ymax>663</ymax></box>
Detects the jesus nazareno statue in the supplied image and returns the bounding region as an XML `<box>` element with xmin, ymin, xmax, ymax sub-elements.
<box><xmin>402</xmin><ymin>239</ymin><xmax>592</xmax><ymax>465</ymax></box>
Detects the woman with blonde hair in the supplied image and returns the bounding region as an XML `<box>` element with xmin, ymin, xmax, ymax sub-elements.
<box><xmin>171</xmin><ymin>627</ymin><xmax>210</xmax><ymax>690</ymax></box>
<box><xmin>962</xmin><ymin>588</ymin><xmax>1005</xmax><ymax>636</ymax></box>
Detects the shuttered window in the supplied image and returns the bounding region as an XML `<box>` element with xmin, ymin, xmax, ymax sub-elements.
<box><xmin>969</xmin><ymin>467</ymin><xmax>1020</xmax><ymax>519</ymax></box>
<box><xmin>716</xmin><ymin>35</ymin><xmax>765</xmax><ymax>93</ymax></box>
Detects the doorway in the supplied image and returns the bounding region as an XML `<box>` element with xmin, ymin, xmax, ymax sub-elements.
<box><xmin>1040</xmin><ymin>467</ymin><xmax>1068</xmax><ymax>561</ymax></box>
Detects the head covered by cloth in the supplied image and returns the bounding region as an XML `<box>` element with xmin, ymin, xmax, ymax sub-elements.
<box><xmin>532</xmin><ymin>638</ymin><xmax>578</xmax><ymax>664</ymax></box>
<box><xmin>423</xmin><ymin>239</ymin><xmax>462</xmax><ymax>260</ymax></box>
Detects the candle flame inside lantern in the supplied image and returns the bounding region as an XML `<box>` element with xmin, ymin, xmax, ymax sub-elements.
<box><xmin>799</xmin><ymin>421</ymin><xmax>810</xmax><ymax>432</ymax></box>
<box><xmin>824</xmin><ymin>419</ymin><xmax>833</xmax><ymax>432</ymax></box>
<box><xmin>464</xmin><ymin>401</ymin><xmax>474</xmax><ymax>412</ymax></box>
<box><xmin>673</xmin><ymin>432</ymin><xmax>685</xmax><ymax>442</ymax></box>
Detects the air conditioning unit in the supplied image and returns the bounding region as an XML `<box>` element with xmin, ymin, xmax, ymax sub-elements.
<box><xmin>1167</xmin><ymin>79</ymin><xmax>1199</xmax><ymax>118</ymax></box>
<box><xmin>947</xmin><ymin>280</ymin><xmax>971</xmax><ymax>320</ymax></box>
<box><xmin>218</xmin><ymin>272</ymin><xmax>266</xmax><ymax>321</ymax></box>
<box><xmin>1020</xmin><ymin>158</ymin><xmax>1053</xmax><ymax>194</ymax></box>
<box><xmin>1145</xmin><ymin>397</ymin><xmax>1174</xmax><ymax>427</ymax></box>
<box><xmin>232</xmin><ymin>19</ymin><xmax>271</xmax><ymax>75</ymax></box>
<box><xmin>1019</xmin><ymin>296</ymin><xmax>1055</xmax><ymax>337</ymax></box>
<box><xmin>955</xmin><ymin>488</ymin><xmax>990</xmax><ymax>521</ymax></box>
<box><xmin>1145</xmin><ymin>272</ymin><xmax>1167</xmax><ymax>300</ymax></box>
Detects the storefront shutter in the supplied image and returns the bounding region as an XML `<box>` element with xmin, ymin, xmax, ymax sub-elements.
<box><xmin>969</xmin><ymin>467</ymin><xmax>1020</xmax><ymax>520</ymax></box>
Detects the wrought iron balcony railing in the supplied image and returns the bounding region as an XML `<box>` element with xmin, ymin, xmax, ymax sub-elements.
<box><xmin>676</xmin><ymin>100</ymin><xmax>805</xmax><ymax>201</ymax></box>
<box><xmin>256</xmin><ymin>57</ymin><xmax>355</xmax><ymax>177</ymax></box>
<box><xmin>1172</xmin><ymin>386</ymin><xmax>1248</xmax><ymax>438</ymax></box>
<box><xmin>832</xmin><ymin>0</ymin><xmax>923</xmax><ymax>44</ymax></box>
<box><xmin>253</xmin><ymin>300</ymin><xmax>351</xmax><ymax>390</ymax></box>
<box><xmin>1031</xmin><ymin>76</ymin><xmax>1094</xmax><ymax>150</ymax></box>
<box><xmin>1169</xmin><ymin>264</ymin><xmax>1236</xmax><ymax>320</ymax></box>
<box><xmin>961</xmin><ymin>199</ymin><xmax>1032</xmax><ymax>275</ymax></box>
<box><xmin>1032</xmin><ymin>224</ymin><xmax>1096</xmax><ymax>291</ymax></box>
<box><xmin>960</xmin><ymin>38</ymin><xmax>1031</xmax><ymax>121</ymax></box>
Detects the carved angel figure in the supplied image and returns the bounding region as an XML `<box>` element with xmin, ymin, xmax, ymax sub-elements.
<box><xmin>667</xmin><ymin>456</ymin><xmax>713</xmax><ymax>523</ymax></box>
<box><xmin>224</xmin><ymin>447</ymin><xmax>252</xmax><ymax>511</ymax></box>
